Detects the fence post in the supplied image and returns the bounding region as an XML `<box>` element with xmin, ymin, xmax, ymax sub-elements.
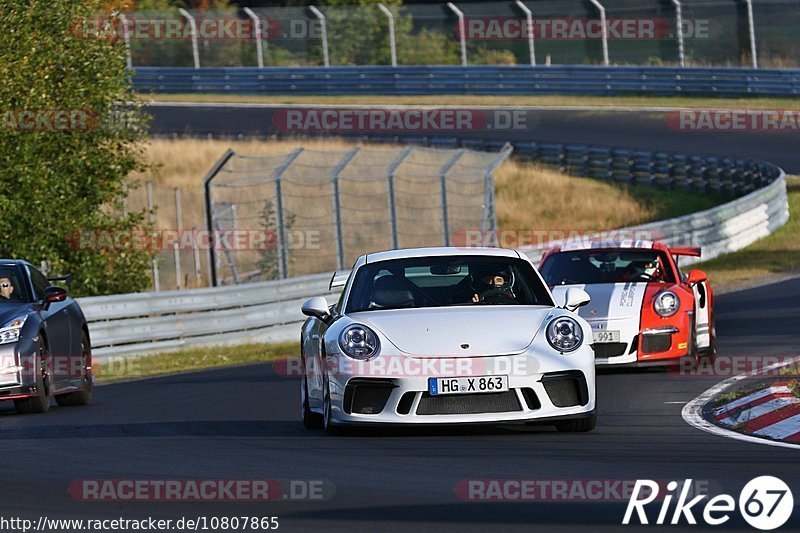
<box><xmin>152</xmin><ymin>258</ymin><xmax>160</xmax><ymax>291</ymax></box>
<box><xmin>514</xmin><ymin>1</ymin><xmax>536</xmax><ymax>66</ymax></box>
<box><xmin>447</xmin><ymin>3</ymin><xmax>468</xmax><ymax>66</ymax></box>
<box><xmin>744</xmin><ymin>0</ymin><xmax>758</xmax><ymax>68</ymax></box>
<box><xmin>482</xmin><ymin>143</ymin><xmax>513</xmax><ymax>245</ymax></box>
<box><xmin>377</xmin><ymin>3</ymin><xmax>398</xmax><ymax>67</ymax></box>
<box><xmin>203</xmin><ymin>148</ymin><xmax>236</xmax><ymax>287</ymax></box>
<box><xmin>178</xmin><ymin>8</ymin><xmax>200</xmax><ymax>69</ymax></box>
<box><xmin>174</xmin><ymin>187</ymin><xmax>183</xmax><ymax>289</ymax></box>
<box><xmin>243</xmin><ymin>7</ymin><xmax>265</xmax><ymax>68</ymax></box>
<box><xmin>119</xmin><ymin>13</ymin><xmax>133</xmax><ymax>69</ymax></box>
<box><xmin>670</xmin><ymin>0</ymin><xmax>685</xmax><ymax>67</ymax></box>
<box><xmin>273</xmin><ymin>148</ymin><xmax>304</xmax><ymax>279</ymax></box>
<box><xmin>438</xmin><ymin>150</ymin><xmax>466</xmax><ymax>247</ymax></box>
<box><xmin>308</xmin><ymin>6</ymin><xmax>330</xmax><ymax>67</ymax></box>
<box><xmin>385</xmin><ymin>146</ymin><xmax>413</xmax><ymax>249</ymax></box>
<box><xmin>588</xmin><ymin>0</ymin><xmax>609</xmax><ymax>66</ymax></box>
<box><xmin>330</xmin><ymin>148</ymin><xmax>360</xmax><ymax>270</ymax></box>
<box><xmin>192</xmin><ymin>226</ymin><xmax>202</xmax><ymax>287</ymax></box>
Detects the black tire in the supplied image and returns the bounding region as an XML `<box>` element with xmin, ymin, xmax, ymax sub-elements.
<box><xmin>322</xmin><ymin>369</ymin><xmax>343</xmax><ymax>436</ymax></box>
<box><xmin>56</xmin><ymin>331</ymin><xmax>93</xmax><ymax>407</ymax></box>
<box><xmin>14</xmin><ymin>337</ymin><xmax>51</xmax><ymax>414</ymax></box>
<box><xmin>555</xmin><ymin>414</ymin><xmax>596</xmax><ymax>433</ymax></box>
<box><xmin>301</xmin><ymin>356</ymin><xmax>323</xmax><ymax>429</ymax></box>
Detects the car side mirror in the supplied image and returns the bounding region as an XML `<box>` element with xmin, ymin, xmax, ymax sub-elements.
<box><xmin>301</xmin><ymin>296</ymin><xmax>330</xmax><ymax>320</ymax></box>
<box><xmin>563</xmin><ymin>288</ymin><xmax>591</xmax><ymax>312</ymax></box>
<box><xmin>686</xmin><ymin>270</ymin><xmax>707</xmax><ymax>285</ymax></box>
<box><xmin>43</xmin><ymin>286</ymin><xmax>68</xmax><ymax>305</ymax></box>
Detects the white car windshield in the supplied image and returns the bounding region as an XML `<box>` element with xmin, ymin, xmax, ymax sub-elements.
<box><xmin>540</xmin><ymin>249</ymin><xmax>676</xmax><ymax>285</ymax></box>
<box><xmin>346</xmin><ymin>256</ymin><xmax>553</xmax><ymax>313</ymax></box>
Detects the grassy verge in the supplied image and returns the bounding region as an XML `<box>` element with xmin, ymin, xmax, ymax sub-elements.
<box><xmin>96</xmin><ymin>342</ymin><xmax>297</xmax><ymax>384</ymax></box>
<box><xmin>696</xmin><ymin>176</ymin><xmax>800</xmax><ymax>292</ymax></box>
<box><xmin>145</xmin><ymin>93</ymin><xmax>800</xmax><ymax>110</ymax></box>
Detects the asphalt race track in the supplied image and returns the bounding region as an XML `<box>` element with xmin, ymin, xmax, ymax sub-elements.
<box><xmin>1</xmin><ymin>278</ymin><xmax>799</xmax><ymax>531</ymax></box>
<box><xmin>146</xmin><ymin>103</ymin><xmax>800</xmax><ymax>173</ymax></box>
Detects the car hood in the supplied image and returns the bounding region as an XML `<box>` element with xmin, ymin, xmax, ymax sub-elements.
<box><xmin>348</xmin><ymin>306</ymin><xmax>554</xmax><ymax>358</ymax></box>
<box><xmin>551</xmin><ymin>282</ymin><xmax>647</xmax><ymax>321</ymax></box>
<box><xmin>0</xmin><ymin>302</ymin><xmax>31</xmax><ymax>327</ymax></box>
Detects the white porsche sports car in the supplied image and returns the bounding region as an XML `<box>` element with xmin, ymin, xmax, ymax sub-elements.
<box><xmin>300</xmin><ymin>247</ymin><xmax>596</xmax><ymax>434</ymax></box>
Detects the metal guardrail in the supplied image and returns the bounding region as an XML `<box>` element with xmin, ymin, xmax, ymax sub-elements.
<box><xmin>80</xmin><ymin>131</ymin><xmax>788</xmax><ymax>360</ymax></box>
<box><xmin>132</xmin><ymin>65</ymin><xmax>800</xmax><ymax>97</ymax></box>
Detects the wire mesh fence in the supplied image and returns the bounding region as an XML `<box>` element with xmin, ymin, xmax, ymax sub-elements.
<box><xmin>89</xmin><ymin>1</ymin><xmax>800</xmax><ymax>69</ymax></box>
<box><xmin>204</xmin><ymin>145</ymin><xmax>511</xmax><ymax>286</ymax></box>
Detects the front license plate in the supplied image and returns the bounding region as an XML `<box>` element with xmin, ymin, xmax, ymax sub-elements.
<box><xmin>428</xmin><ymin>375</ymin><xmax>509</xmax><ymax>396</ymax></box>
<box><xmin>593</xmin><ymin>330</ymin><xmax>621</xmax><ymax>343</ymax></box>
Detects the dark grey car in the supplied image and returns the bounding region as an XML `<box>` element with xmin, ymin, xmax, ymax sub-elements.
<box><xmin>0</xmin><ymin>260</ymin><xmax>92</xmax><ymax>413</ymax></box>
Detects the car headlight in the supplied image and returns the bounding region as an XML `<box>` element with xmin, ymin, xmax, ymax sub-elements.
<box><xmin>0</xmin><ymin>315</ymin><xmax>27</xmax><ymax>345</ymax></box>
<box><xmin>546</xmin><ymin>316</ymin><xmax>583</xmax><ymax>353</ymax></box>
<box><xmin>338</xmin><ymin>324</ymin><xmax>380</xmax><ymax>360</ymax></box>
<box><xmin>654</xmin><ymin>291</ymin><xmax>680</xmax><ymax>317</ymax></box>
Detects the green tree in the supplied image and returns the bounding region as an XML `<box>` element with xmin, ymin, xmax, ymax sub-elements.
<box><xmin>0</xmin><ymin>0</ymin><xmax>152</xmax><ymax>296</ymax></box>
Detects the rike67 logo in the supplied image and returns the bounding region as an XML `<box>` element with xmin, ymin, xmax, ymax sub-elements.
<box><xmin>623</xmin><ymin>477</ymin><xmax>793</xmax><ymax>530</ymax></box>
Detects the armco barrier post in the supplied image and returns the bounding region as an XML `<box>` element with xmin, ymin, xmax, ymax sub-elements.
<box><xmin>671</xmin><ymin>0</ymin><xmax>685</xmax><ymax>67</ymax></box>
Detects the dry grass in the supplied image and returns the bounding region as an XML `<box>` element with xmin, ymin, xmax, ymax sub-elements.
<box><xmin>132</xmin><ymin>137</ymin><xmax>664</xmax><ymax>234</ymax></box>
<box><xmin>494</xmin><ymin>159</ymin><xmax>652</xmax><ymax>232</ymax></box>
<box><xmin>129</xmin><ymin>137</ymin><xmax>724</xmax><ymax>288</ymax></box>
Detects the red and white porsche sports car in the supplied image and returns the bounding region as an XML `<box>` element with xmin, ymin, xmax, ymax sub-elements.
<box><xmin>538</xmin><ymin>241</ymin><xmax>715</xmax><ymax>366</ymax></box>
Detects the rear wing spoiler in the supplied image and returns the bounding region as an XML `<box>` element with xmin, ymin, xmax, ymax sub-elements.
<box><xmin>47</xmin><ymin>274</ymin><xmax>72</xmax><ymax>290</ymax></box>
<box><xmin>670</xmin><ymin>247</ymin><xmax>701</xmax><ymax>258</ymax></box>
<box><xmin>329</xmin><ymin>272</ymin><xmax>349</xmax><ymax>291</ymax></box>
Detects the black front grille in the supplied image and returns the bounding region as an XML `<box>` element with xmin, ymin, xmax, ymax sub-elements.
<box><xmin>541</xmin><ymin>371</ymin><xmax>589</xmax><ymax>408</ymax></box>
<box><xmin>593</xmin><ymin>342</ymin><xmax>628</xmax><ymax>358</ymax></box>
<box><xmin>343</xmin><ymin>379</ymin><xmax>395</xmax><ymax>415</ymax></box>
<box><xmin>641</xmin><ymin>333</ymin><xmax>672</xmax><ymax>354</ymax></box>
<box><xmin>416</xmin><ymin>391</ymin><xmax>522</xmax><ymax>415</ymax></box>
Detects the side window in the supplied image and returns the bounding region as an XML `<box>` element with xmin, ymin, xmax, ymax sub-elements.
<box><xmin>27</xmin><ymin>267</ymin><xmax>49</xmax><ymax>300</ymax></box>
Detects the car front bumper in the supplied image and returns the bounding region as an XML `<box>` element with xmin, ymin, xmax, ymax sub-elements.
<box><xmin>325</xmin><ymin>349</ymin><xmax>596</xmax><ymax>426</ymax></box>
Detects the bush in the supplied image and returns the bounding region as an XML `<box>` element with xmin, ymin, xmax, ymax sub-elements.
<box><xmin>0</xmin><ymin>0</ymin><xmax>152</xmax><ymax>296</ymax></box>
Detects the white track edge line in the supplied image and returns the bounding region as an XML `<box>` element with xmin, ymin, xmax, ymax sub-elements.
<box><xmin>682</xmin><ymin>355</ymin><xmax>800</xmax><ymax>450</ymax></box>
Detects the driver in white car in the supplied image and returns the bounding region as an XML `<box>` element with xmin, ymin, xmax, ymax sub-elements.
<box><xmin>472</xmin><ymin>268</ymin><xmax>517</xmax><ymax>304</ymax></box>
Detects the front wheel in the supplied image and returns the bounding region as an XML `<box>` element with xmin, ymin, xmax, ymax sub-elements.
<box><xmin>301</xmin><ymin>359</ymin><xmax>323</xmax><ymax>429</ymax></box>
<box><xmin>322</xmin><ymin>368</ymin><xmax>343</xmax><ymax>435</ymax></box>
<box><xmin>55</xmin><ymin>331</ymin><xmax>93</xmax><ymax>407</ymax></box>
<box><xmin>14</xmin><ymin>337</ymin><xmax>51</xmax><ymax>414</ymax></box>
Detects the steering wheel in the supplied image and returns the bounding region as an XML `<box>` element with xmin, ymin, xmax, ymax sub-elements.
<box><xmin>477</xmin><ymin>288</ymin><xmax>515</xmax><ymax>304</ymax></box>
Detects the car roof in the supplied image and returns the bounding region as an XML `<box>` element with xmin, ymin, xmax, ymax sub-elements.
<box><xmin>364</xmin><ymin>246</ymin><xmax>520</xmax><ymax>264</ymax></box>
<box><xmin>0</xmin><ymin>259</ymin><xmax>24</xmax><ymax>267</ymax></box>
